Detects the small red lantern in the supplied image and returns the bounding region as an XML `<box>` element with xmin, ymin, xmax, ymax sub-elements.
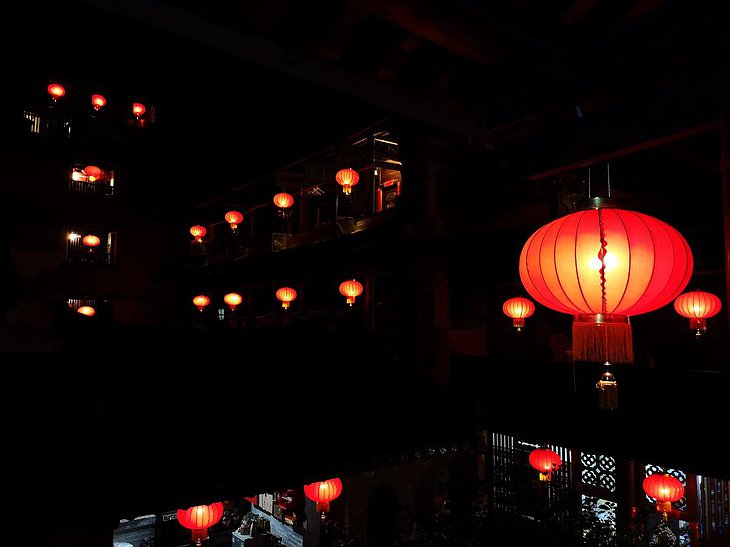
<box><xmin>225</xmin><ymin>211</ymin><xmax>243</xmax><ymax>231</ymax></box>
<box><xmin>304</xmin><ymin>478</ymin><xmax>343</xmax><ymax>520</ymax></box>
<box><xmin>77</xmin><ymin>306</ymin><xmax>96</xmax><ymax>317</ymax></box>
<box><xmin>276</xmin><ymin>287</ymin><xmax>297</xmax><ymax>309</ymax></box>
<box><xmin>190</xmin><ymin>225</ymin><xmax>207</xmax><ymax>242</ymax></box>
<box><xmin>91</xmin><ymin>94</ymin><xmax>107</xmax><ymax>110</ymax></box>
<box><xmin>273</xmin><ymin>192</ymin><xmax>294</xmax><ymax>209</ymax></box>
<box><xmin>177</xmin><ymin>502</ymin><xmax>224</xmax><ymax>545</ymax></box>
<box><xmin>339</xmin><ymin>279</ymin><xmax>363</xmax><ymax>306</ymax></box>
<box><xmin>502</xmin><ymin>297</ymin><xmax>535</xmax><ymax>332</ymax></box>
<box><xmin>48</xmin><ymin>83</ymin><xmax>65</xmax><ymax>101</ymax></box>
<box><xmin>132</xmin><ymin>102</ymin><xmax>146</xmax><ymax>119</ymax></box>
<box><xmin>336</xmin><ymin>168</ymin><xmax>359</xmax><ymax>195</ymax></box>
<box><xmin>643</xmin><ymin>473</ymin><xmax>684</xmax><ymax>521</ymax></box>
<box><xmin>529</xmin><ymin>447</ymin><xmax>562</xmax><ymax>481</ymax></box>
<box><xmin>193</xmin><ymin>295</ymin><xmax>210</xmax><ymax>312</ymax></box>
<box><xmin>82</xmin><ymin>234</ymin><xmax>101</xmax><ymax>247</ymax></box>
<box><xmin>673</xmin><ymin>289</ymin><xmax>722</xmax><ymax>337</ymax></box>
<box><xmin>224</xmin><ymin>292</ymin><xmax>243</xmax><ymax>311</ymax></box>
<box><xmin>84</xmin><ymin>165</ymin><xmax>103</xmax><ymax>182</ymax></box>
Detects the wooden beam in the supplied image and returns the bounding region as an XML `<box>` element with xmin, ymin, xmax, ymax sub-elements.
<box><xmin>524</xmin><ymin>122</ymin><xmax>720</xmax><ymax>181</ymax></box>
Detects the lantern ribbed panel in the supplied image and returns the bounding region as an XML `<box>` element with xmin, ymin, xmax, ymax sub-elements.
<box><xmin>528</xmin><ymin>448</ymin><xmax>562</xmax><ymax>474</ymax></box>
<box><xmin>674</xmin><ymin>290</ymin><xmax>722</xmax><ymax>319</ymax></box>
<box><xmin>177</xmin><ymin>502</ymin><xmax>224</xmax><ymax>530</ymax></box>
<box><xmin>502</xmin><ymin>297</ymin><xmax>535</xmax><ymax>319</ymax></box>
<box><xmin>273</xmin><ymin>193</ymin><xmax>294</xmax><ymax>208</ymax></box>
<box><xmin>304</xmin><ymin>478</ymin><xmax>343</xmax><ymax>504</ymax></box>
<box><xmin>643</xmin><ymin>473</ymin><xmax>684</xmax><ymax>502</ymax></box>
<box><xmin>519</xmin><ymin>208</ymin><xmax>693</xmax><ymax>316</ymax></box>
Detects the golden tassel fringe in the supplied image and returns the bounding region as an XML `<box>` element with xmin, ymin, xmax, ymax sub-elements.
<box><xmin>572</xmin><ymin>314</ymin><xmax>633</xmax><ymax>364</ymax></box>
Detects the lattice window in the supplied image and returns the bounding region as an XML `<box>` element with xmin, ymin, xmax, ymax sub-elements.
<box><xmin>581</xmin><ymin>452</ymin><xmax>616</xmax><ymax>493</ymax></box>
<box><xmin>644</xmin><ymin>465</ymin><xmax>687</xmax><ymax>512</ymax></box>
<box><xmin>490</xmin><ymin>432</ymin><xmax>516</xmax><ymax>511</ymax></box>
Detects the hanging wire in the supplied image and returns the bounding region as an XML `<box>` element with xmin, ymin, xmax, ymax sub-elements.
<box><xmin>588</xmin><ymin>167</ymin><xmax>592</xmax><ymax>198</ymax></box>
<box><xmin>606</xmin><ymin>163</ymin><xmax>611</xmax><ymax>197</ymax></box>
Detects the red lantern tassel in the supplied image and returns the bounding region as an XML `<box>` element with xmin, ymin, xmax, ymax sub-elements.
<box><xmin>572</xmin><ymin>314</ymin><xmax>633</xmax><ymax>364</ymax></box>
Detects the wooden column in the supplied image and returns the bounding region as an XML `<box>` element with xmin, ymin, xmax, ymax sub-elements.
<box><xmin>721</xmin><ymin>56</ymin><xmax>730</xmax><ymax>332</ymax></box>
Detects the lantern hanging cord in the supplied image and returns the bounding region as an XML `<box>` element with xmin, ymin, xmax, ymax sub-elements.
<box><xmin>606</xmin><ymin>163</ymin><xmax>611</xmax><ymax>197</ymax></box>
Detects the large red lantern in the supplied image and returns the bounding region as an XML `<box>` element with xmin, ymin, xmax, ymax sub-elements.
<box><xmin>48</xmin><ymin>83</ymin><xmax>65</xmax><ymax>101</ymax></box>
<box><xmin>276</xmin><ymin>287</ymin><xmax>297</xmax><ymax>309</ymax></box>
<box><xmin>519</xmin><ymin>206</ymin><xmax>693</xmax><ymax>365</ymax></box>
<box><xmin>529</xmin><ymin>447</ymin><xmax>562</xmax><ymax>481</ymax></box>
<box><xmin>273</xmin><ymin>192</ymin><xmax>294</xmax><ymax>209</ymax></box>
<box><xmin>502</xmin><ymin>297</ymin><xmax>535</xmax><ymax>332</ymax></box>
<box><xmin>91</xmin><ymin>94</ymin><xmax>106</xmax><ymax>111</ymax></box>
<box><xmin>84</xmin><ymin>165</ymin><xmax>103</xmax><ymax>182</ymax></box>
<box><xmin>336</xmin><ymin>168</ymin><xmax>359</xmax><ymax>195</ymax></box>
<box><xmin>225</xmin><ymin>211</ymin><xmax>243</xmax><ymax>231</ymax></box>
<box><xmin>77</xmin><ymin>306</ymin><xmax>96</xmax><ymax>317</ymax></box>
<box><xmin>82</xmin><ymin>234</ymin><xmax>101</xmax><ymax>247</ymax></box>
<box><xmin>193</xmin><ymin>295</ymin><xmax>210</xmax><ymax>312</ymax></box>
<box><xmin>643</xmin><ymin>473</ymin><xmax>684</xmax><ymax>520</ymax></box>
<box><xmin>339</xmin><ymin>279</ymin><xmax>363</xmax><ymax>306</ymax></box>
<box><xmin>304</xmin><ymin>478</ymin><xmax>343</xmax><ymax>520</ymax></box>
<box><xmin>132</xmin><ymin>102</ymin><xmax>146</xmax><ymax>119</ymax></box>
<box><xmin>190</xmin><ymin>225</ymin><xmax>207</xmax><ymax>242</ymax></box>
<box><xmin>224</xmin><ymin>292</ymin><xmax>243</xmax><ymax>311</ymax></box>
<box><xmin>673</xmin><ymin>289</ymin><xmax>722</xmax><ymax>337</ymax></box>
<box><xmin>177</xmin><ymin>502</ymin><xmax>224</xmax><ymax>545</ymax></box>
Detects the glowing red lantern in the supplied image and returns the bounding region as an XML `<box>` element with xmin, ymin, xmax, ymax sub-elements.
<box><xmin>224</xmin><ymin>292</ymin><xmax>243</xmax><ymax>311</ymax></box>
<box><xmin>339</xmin><ymin>279</ymin><xmax>363</xmax><ymax>306</ymax></box>
<box><xmin>190</xmin><ymin>225</ymin><xmax>207</xmax><ymax>242</ymax></box>
<box><xmin>82</xmin><ymin>235</ymin><xmax>101</xmax><ymax>247</ymax></box>
<box><xmin>304</xmin><ymin>478</ymin><xmax>343</xmax><ymax>520</ymax></box>
<box><xmin>674</xmin><ymin>289</ymin><xmax>722</xmax><ymax>337</ymax></box>
<box><xmin>77</xmin><ymin>306</ymin><xmax>96</xmax><ymax>317</ymax></box>
<box><xmin>48</xmin><ymin>83</ymin><xmax>65</xmax><ymax>101</ymax></box>
<box><xmin>193</xmin><ymin>295</ymin><xmax>210</xmax><ymax>312</ymax></box>
<box><xmin>502</xmin><ymin>297</ymin><xmax>535</xmax><ymax>332</ymax></box>
<box><xmin>177</xmin><ymin>502</ymin><xmax>224</xmax><ymax>545</ymax></box>
<box><xmin>132</xmin><ymin>102</ymin><xmax>146</xmax><ymax>119</ymax></box>
<box><xmin>529</xmin><ymin>447</ymin><xmax>562</xmax><ymax>481</ymax></box>
<box><xmin>336</xmin><ymin>168</ymin><xmax>359</xmax><ymax>195</ymax></box>
<box><xmin>276</xmin><ymin>287</ymin><xmax>297</xmax><ymax>309</ymax></box>
<box><xmin>519</xmin><ymin>206</ymin><xmax>693</xmax><ymax>364</ymax></box>
<box><xmin>273</xmin><ymin>192</ymin><xmax>294</xmax><ymax>209</ymax></box>
<box><xmin>84</xmin><ymin>165</ymin><xmax>103</xmax><ymax>182</ymax></box>
<box><xmin>225</xmin><ymin>211</ymin><xmax>243</xmax><ymax>230</ymax></box>
<box><xmin>643</xmin><ymin>473</ymin><xmax>684</xmax><ymax>520</ymax></box>
<box><xmin>91</xmin><ymin>94</ymin><xmax>106</xmax><ymax>110</ymax></box>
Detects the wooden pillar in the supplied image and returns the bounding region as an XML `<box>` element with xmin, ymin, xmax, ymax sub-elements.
<box><xmin>720</xmin><ymin>56</ymin><xmax>730</xmax><ymax>332</ymax></box>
